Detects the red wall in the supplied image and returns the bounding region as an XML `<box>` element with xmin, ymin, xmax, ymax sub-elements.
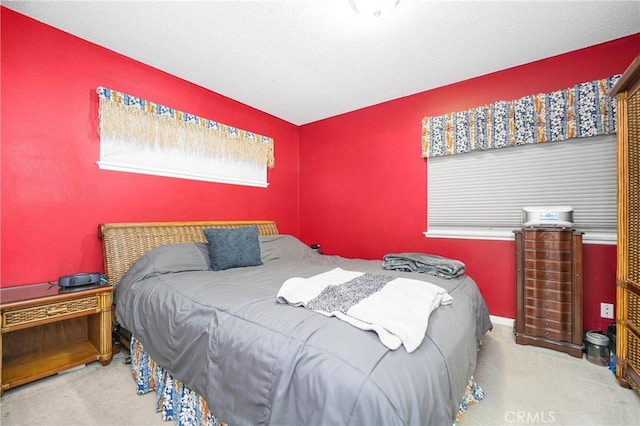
<box><xmin>1</xmin><ymin>8</ymin><xmax>300</xmax><ymax>287</ymax></box>
<box><xmin>3</xmin><ymin>6</ymin><xmax>640</xmax><ymax>331</ymax></box>
<box><xmin>299</xmin><ymin>34</ymin><xmax>640</xmax><ymax>331</ymax></box>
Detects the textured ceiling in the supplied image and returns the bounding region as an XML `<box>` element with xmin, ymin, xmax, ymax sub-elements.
<box><xmin>4</xmin><ymin>0</ymin><xmax>639</xmax><ymax>125</ymax></box>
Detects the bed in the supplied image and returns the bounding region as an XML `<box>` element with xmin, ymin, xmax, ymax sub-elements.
<box><xmin>99</xmin><ymin>220</ymin><xmax>492</xmax><ymax>426</ymax></box>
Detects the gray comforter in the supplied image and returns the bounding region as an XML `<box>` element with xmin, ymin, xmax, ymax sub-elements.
<box><xmin>116</xmin><ymin>235</ymin><xmax>492</xmax><ymax>426</ymax></box>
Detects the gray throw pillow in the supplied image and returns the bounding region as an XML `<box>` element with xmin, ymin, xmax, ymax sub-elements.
<box><xmin>203</xmin><ymin>226</ymin><xmax>263</xmax><ymax>271</ymax></box>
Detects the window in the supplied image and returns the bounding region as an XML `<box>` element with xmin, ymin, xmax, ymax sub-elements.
<box><xmin>96</xmin><ymin>86</ymin><xmax>273</xmax><ymax>188</ymax></box>
<box><xmin>425</xmin><ymin>134</ymin><xmax>616</xmax><ymax>244</ymax></box>
<box><xmin>98</xmin><ymin>137</ymin><xmax>268</xmax><ymax>188</ymax></box>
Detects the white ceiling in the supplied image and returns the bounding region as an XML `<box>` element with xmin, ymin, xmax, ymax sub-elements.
<box><xmin>4</xmin><ymin>1</ymin><xmax>639</xmax><ymax>125</ymax></box>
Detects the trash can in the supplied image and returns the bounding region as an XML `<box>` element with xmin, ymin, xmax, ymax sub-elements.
<box><xmin>585</xmin><ymin>330</ymin><xmax>610</xmax><ymax>366</ymax></box>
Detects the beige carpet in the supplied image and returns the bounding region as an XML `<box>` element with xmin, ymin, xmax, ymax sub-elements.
<box><xmin>459</xmin><ymin>324</ymin><xmax>639</xmax><ymax>425</ymax></box>
<box><xmin>1</xmin><ymin>324</ymin><xmax>638</xmax><ymax>426</ymax></box>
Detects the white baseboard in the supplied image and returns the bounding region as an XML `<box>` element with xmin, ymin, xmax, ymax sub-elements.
<box><xmin>490</xmin><ymin>315</ymin><xmax>514</xmax><ymax>327</ymax></box>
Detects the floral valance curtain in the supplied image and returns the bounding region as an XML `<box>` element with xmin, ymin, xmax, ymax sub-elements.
<box><xmin>97</xmin><ymin>87</ymin><xmax>274</xmax><ymax>168</ymax></box>
<box><xmin>421</xmin><ymin>75</ymin><xmax>620</xmax><ymax>158</ymax></box>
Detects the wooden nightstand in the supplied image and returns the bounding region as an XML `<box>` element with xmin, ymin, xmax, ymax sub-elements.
<box><xmin>1</xmin><ymin>282</ymin><xmax>113</xmax><ymax>393</ymax></box>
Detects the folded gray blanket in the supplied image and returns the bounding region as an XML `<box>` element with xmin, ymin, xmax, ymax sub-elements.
<box><xmin>382</xmin><ymin>252</ymin><xmax>465</xmax><ymax>279</ymax></box>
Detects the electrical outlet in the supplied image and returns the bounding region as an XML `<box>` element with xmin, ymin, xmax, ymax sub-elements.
<box><xmin>600</xmin><ymin>302</ymin><xmax>614</xmax><ymax>319</ymax></box>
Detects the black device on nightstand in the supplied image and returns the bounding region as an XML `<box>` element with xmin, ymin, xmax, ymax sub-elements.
<box><xmin>58</xmin><ymin>272</ymin><xmax>101</xmax><ymax>287</ymax></box>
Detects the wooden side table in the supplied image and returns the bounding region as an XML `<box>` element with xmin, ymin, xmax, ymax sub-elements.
<box><xmin>1</xmin><ymin>282</ymin><xmax>113</xmax><ymax>393</ymax></box>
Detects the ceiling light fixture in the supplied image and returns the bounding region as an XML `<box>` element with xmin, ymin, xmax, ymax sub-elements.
<box><xmin>350</xmin><ymin>0</ymin><xmax>399</xmax><ymax>18</ymax></box>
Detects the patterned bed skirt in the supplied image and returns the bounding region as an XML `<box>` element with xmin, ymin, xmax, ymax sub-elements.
<box><xmin>130</xmin><ymin>336</ymin><xmax>484</xmax><ymax>425</ymax></box>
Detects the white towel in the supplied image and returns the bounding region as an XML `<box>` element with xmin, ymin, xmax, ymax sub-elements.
<box><xmin>276</xmin><ymin>268</ymin><xmax>363</xmax><ymax>306</ymax></box>
<box><xmin>277</xmin><ymin>268</ymin><xmax>452</xmax><ymax>353</ymax></box>
<box><xmin>347</xmin><ymin>277</ymin><xmax>452</xmax><ymax>352</ymax></box>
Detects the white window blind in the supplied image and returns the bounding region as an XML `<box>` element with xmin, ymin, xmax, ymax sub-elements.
<box><xmin>98</xmin><ymin>136</ymin><xmax>268</xmax><ymax>188</ymax></box>
<box><xmin>426</xmin><ymin>135</ymin><xmax>616</xmax><ymax>244</ymax></box>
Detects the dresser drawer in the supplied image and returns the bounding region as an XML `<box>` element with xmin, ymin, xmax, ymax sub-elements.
<box><xmin>525</xmin><ymin>316</ymin><xmax>573</xmax><ymax>333</ymax></box>
<box><xmin>524</xmin><ymin>249</ymin><xmax>572</xmax><ymax>262</ymax></box>
<box><xmin>525</xmin><ymin>278</ymin><xmax>571</xmax><ymax>292</ymax></box>
<box><xmin>524</xmin><ymin>230</ymin><xmax>572</xmax><ymax>242</ymax></box>
<box><xmin>2</xmin><ymin>296</ymin><xmax>100</xmax><ymax>328</ymax></box>
<box><xmin>525</xmin><ymin>303</ymin><xmax>572</xmax><ymax>323</ymax></box>
<box><xmin>524</xmin><ymin>230</ymin><xmax>572</xmax><ymax>250</ymax></box>
<box><xmin>525</xmin><ymin>297</ymin><xmax>570</xmax><ymax>311</ymax></box>
<box><xmin>525</xmin><ymin>306</ymin><xmax>571</xmax><ymax>322</ymax></box>
<box><xmin>524</xmin><ymin>324</ymin><xmax>572</xmax><ymax>342</ymax></box>
<box><xmin>524</xmin><ymin>240</ymin><xmax>572</xmax><ymax>251</ymax></box>
<box><xmin>525</xmin><ymin>269</ymin><xmax>572</xmax><ymax>282</ymax></box>
<box><xmin>525</xmin><ymin>286</ymin><xmax>572</xmax><ymax>302</ymax></box>
<box><xmin>524</xmin><ymin>258</ymin><xmax>572</xmax><ymax>273</ymax></box>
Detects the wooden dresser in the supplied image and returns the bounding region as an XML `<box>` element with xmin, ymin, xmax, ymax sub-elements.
<box><xmin>611</xmin><ymin>55</ymin><xmax>640</xmax><ymax>396</ymax></box>
<box><xmin>514</xmin><ymin>227</ymin><xmax>583</xmax><ymax>357</ymax></box>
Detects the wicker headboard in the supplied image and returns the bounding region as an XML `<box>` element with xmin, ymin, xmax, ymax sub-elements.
<box><xmin>98</xmin><ymin>221</ymin><xmax>279</xmax><ymax>286</ymax></box>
